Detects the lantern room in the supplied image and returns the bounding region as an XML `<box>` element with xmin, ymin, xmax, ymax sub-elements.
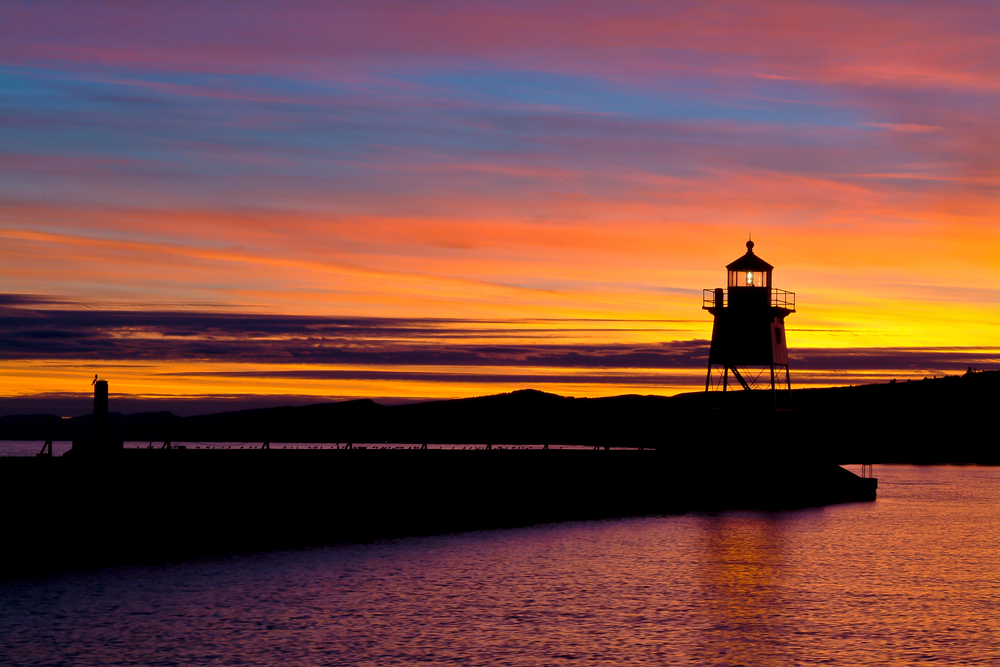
<box><xmin>726</xmin><ymin>240</ymin><xmax>772</xmax><ymax>289</ymax></box>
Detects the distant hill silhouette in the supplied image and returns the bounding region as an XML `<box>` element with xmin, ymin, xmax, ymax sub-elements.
<box><xmin>2</xmin><ymin>371</ymin><xmax>997</xmax><ymax>463</ymax></box>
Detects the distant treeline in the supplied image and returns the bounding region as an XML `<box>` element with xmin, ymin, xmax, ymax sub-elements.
<box><xmin>2</xmin><ymin>371</ymin><xmax>997</xmax><ymax>464</ymax></box>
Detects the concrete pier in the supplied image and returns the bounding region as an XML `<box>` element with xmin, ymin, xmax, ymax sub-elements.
<box><xmin>1</xmin><ymin>448</ymin><xmax>875</xmax><ymax>574</ymax></box>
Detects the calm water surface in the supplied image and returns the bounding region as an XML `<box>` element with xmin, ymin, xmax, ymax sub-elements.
<box><xmin>1</xmin><ymin>465</ymin><xmax>997</xmax><ymax>666</ymax></box>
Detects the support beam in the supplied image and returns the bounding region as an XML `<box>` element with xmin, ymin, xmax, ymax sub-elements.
<box><xmin>770</xmin><ymin>363</ymin><xmax>777</xmax><ymax>410</ymax></box>
<box><xmin>729</xmin><ymin>366</ymin><xmax>751</xmax><ymax>391</ymax></box>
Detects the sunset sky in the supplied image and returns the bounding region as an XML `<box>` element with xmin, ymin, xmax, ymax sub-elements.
<box><xmin>2</xmin><ymin>1</ymin><xmax>998</xmax><ymax>415</ymax></box>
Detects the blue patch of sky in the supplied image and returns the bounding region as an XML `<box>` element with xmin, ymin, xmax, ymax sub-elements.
<box><xmin>1</xmin><ymin>67</ymin><xmax>378</xmax><ymax>183</ymax></box>
<box><xmin>2</xmin><ymin>67</ymin><xmax>189</xmax><ymax>165</ymax></box>
<box><xmin>397</xmin><ymin>67</ymin><xmax>860</xmax><ymax>129</ymax></box>
<box><xmin>0</xmin><ymin>67</ymin><xmax>509</xmax><ymax>206</ymax></box>
<box><xmin>3</xmin><ymin>62</ymin><xmax>862</xmax><ymax>162</ymax></box>
<box><xmin>1</xmin><ymin>62</ymin><xmax>872</xmax><ymax>210</ymax></box>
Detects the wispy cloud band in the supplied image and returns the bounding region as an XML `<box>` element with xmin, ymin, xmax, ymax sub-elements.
<box><xmin>2</xmin><ymin>295</ymin><xmax>995</xmax><ymax>375</ymax></box>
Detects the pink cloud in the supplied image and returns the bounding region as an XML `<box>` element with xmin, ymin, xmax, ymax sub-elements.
<box><xmin>3</xmin><ymin>1</ymin><xmax>997</xmax><ymax>93</ymax></box>
<box><xmin>866</xmin><ymin>122</ymin><xmax>940</xmax><ymax>133</ymax></box>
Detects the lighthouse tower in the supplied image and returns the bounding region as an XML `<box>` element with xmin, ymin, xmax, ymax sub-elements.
<box><xmin>703</xmin><ymin>239</ymin><xmax>795</xmax><ymax>410</ymax></box>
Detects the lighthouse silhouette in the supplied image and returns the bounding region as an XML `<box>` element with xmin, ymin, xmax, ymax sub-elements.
<box><xmin>703</xmin><ymin>239</ymin><xmax>795</xmax><ymax>411</ymax></box>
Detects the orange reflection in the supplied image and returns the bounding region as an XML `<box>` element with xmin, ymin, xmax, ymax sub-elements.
<box><xmin>697</xmin><ymin>514</ymin><xmax>790</xmax><ymax>667</ymax></box>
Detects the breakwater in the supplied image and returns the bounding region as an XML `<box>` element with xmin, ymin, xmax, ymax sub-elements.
<box><xmin>1</xmin><ymin>448</ymin><xmax>874</xmax><ymax>574</ymax></box>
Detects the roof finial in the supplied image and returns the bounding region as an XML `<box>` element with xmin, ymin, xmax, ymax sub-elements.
<box><xmin>746</xmin><ymin>232</ymin><xmax>754</xmax><ymax>252</ymax></box>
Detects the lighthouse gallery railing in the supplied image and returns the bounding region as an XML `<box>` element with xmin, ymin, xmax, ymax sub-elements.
<box><xmin>702</xmin><ymin>288</ymin><xmax>796</xmax><ymax>311</ymax></box>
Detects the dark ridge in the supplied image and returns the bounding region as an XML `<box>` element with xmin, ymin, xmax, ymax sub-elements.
<box><xmin>2</xmin><ymin>371</ymin><xmax>997</xmax><ymax>463</ymax></box>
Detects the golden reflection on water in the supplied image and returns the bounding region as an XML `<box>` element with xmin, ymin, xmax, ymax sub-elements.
<box><xmin>697</xmin><ymin>515</ymin><xmax>789</xmax><ymax>667</ymax></box>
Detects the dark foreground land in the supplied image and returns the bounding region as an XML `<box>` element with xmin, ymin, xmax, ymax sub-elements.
<box><xmin>1</xmin><ymin>448</ymin><xmax>875</xmax><ymax>574</ymax></box>
<box><xmin>2</xmin><ymin>371</ymin><xmax>997</xmax><ymax>463</ymax></box>
<box><xmin>6</xmin><ymin>372</ymin><xmax>993</xmax><ymax>574</ymax></box>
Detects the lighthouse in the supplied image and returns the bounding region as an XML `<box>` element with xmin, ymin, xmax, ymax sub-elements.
<box><xmin>703</xmin><ymin>239</ymin><xmax>795</xmax><ymax>410</ymax></box>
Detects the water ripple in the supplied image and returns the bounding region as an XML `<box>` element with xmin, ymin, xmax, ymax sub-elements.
<box><xmin>1</xmin><ymin>465</ymin><xmax>997</xmax><ymax>666</ymax></box>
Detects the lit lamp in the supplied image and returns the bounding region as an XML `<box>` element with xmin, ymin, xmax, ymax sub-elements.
<box><xmin>747</xmin><ymin>271</ymin><xmax>754</xmax><ymax>286</ymax></box>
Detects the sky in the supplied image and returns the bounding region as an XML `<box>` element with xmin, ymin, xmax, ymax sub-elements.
<box><xmin>1</xmin><ymin>0</ymin><xmax>998</xmax><ymax>415</ymax></box>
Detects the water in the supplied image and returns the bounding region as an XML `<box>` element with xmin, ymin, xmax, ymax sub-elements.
<box><xmin>0</xmin><ymin>441</ymin><xmax>75</xmax><ymax>457</ymax></box>
<box><xmin>1</xmin><ymin>465</ymin><xmax>997</xmax><ymax>666</ymax></box>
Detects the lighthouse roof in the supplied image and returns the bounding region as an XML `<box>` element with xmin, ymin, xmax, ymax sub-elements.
<box><xmin>726</xmin><ymin>240</ymin><xmax>774</xmax><ymax>272</ymax></box>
